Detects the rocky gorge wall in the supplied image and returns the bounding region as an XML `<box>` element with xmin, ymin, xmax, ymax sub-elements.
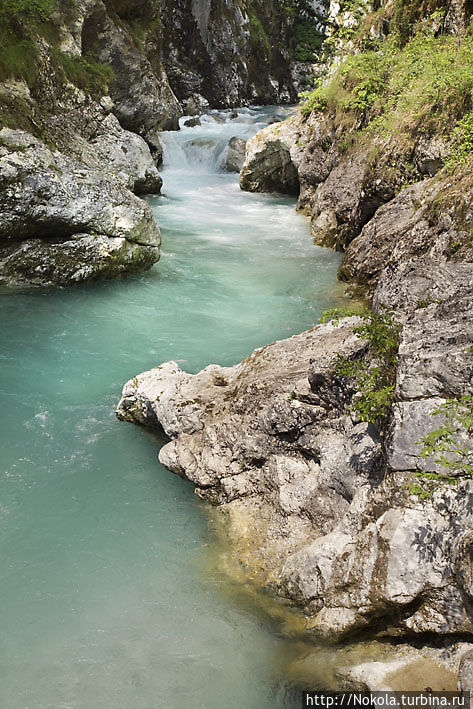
<box><xmin>0</xmin><ymin>0</ymin><xmax>326</xmax><ymax>287</ymax></box>
<box><xmin>116</xmin><ymin>0</ymin><xmax>473</xmax><ymax>690</ymax></box>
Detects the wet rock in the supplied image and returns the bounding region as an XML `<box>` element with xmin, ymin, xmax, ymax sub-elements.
<box><xmin>311</xmin><ymin>208</ymin><xmax>339</xmax><ymax>249</ymax></box>
<box><xmin>224</xmin><ymin>137</ymin><xmax>247</xmax><ymax>173</ymax></box>
<box><xmin>239</xmin><ymin>113</ymin><xmax>304</xmax><ymax>195</ymax></box>
<box><xmin>183</xmin><ymin>117</ymin><xmax>202</xmax><ymax>128</ymax></box>
<box><xmin>183</xmin><ymin>94</ymin><xmax>210</xmax><ymax>116</ymax></box>
<box><xmin>0</xmin><ymin>234</ymin><xmax>157</xmax><ymax>287</ymax></box>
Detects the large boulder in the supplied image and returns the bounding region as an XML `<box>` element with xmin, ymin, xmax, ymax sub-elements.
<box><xmin>88</xmin><ymin>113</ymin><xmax>163</xmax><ymax>194</ymax></box>
<box><xmin>239</xmin><ymin>113</ymin><xmax>304</xmax><ymax>195</ymax></box>
<box><xmin>0</xmin><ymin>128</ymin><xmax>161</xmax><ymax>287</ymax></box>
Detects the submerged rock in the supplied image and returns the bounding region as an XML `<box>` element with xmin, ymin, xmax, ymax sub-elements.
<box><xmin>183</xmin><ymin>117</ymin><xmax>202</xmax><ymax>128</ymax></box>
<box><xmin>0</xmin><ymin>128</ymin><xmax>161</xmax><ymax>287</ymax></box>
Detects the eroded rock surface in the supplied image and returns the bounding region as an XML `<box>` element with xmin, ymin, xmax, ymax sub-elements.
<box><xmin>118</xmin><ymin>252</ymin><xmax>473</xmax><ymax>650</ymax></box>
<box><xmin>224</xmin><ymin>137</ymin><xmax>247</xmax><ymax>173</ymax></box>
<box><xmin>0</xmin><ymin>129</ymin><xmax>161</xmax><ymax>286</ymax></box>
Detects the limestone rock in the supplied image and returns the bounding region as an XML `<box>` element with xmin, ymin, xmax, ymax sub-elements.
<box><xmin>88</xmin><ymin>114</ymin><xmax>162</xmax><ymax>195</ymax></box>
<box><xmin>339</xmin><ymin>180</ymin><xmax>446</xmax><ymax>292</ymax></box>
<box><xmin>224</xmin><ymin>137</ymin><xmax>247</xmax><ymax>173</ymax></box>
<box><xmin>82</xmin><ymin>1</ymin><xmax>182</xmax><ymax>150</ymax></box>
<box><xmin>117</xmin><ymin>308</ymin><xmax>473</xmax><ymax>643</ymax></box>
<box><xmin>239</xmin><ymin>113</ymin><xmax>304</xmax><ymax>194</ymax></box>
<box><xmin>0</xmin><ymin>128</ymin><xmax>161</xmax><ymax>286</ymax></box>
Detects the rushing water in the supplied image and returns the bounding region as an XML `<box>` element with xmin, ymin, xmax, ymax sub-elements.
<box><xmin>0</xmin><ymin>107</ymin><xmax>345</xmax><ymax>708</ymax></box>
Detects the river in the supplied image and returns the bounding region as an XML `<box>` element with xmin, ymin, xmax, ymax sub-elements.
<box><xmin>0</xmin><ymin>107</ymin><xmax>344</xmax><ymax>708</ymax></box>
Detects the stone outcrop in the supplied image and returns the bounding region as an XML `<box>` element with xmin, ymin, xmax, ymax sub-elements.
<box><xmin>82</xmin><ymin>1</ymin><xmax>182</xmax><ymax>147</ymax></box>
<box><xmin>160</xmin><ymin>0</ymin><xmax>300</xmax><ymax>108</ymax></box>
<box><xmin>0</xmin><ymin>128</ymin><xmax>161</xmax><ymax>287</ymax></box>
<box><xmin>117</xmin><ymin>248</ymin><xmax>473</xmax><ymax>658</ymax></box>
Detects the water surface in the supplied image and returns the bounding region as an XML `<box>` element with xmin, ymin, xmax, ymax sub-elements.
<box><xmin>0</xmin><ymin>107</ymin><xmax>344</xmax><ymax>708</ymax></box>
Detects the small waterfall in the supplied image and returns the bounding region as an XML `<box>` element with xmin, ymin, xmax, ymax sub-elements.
<box><xmin>160</xmin><ymin>106</ymin><xmax>293</xmax><ymax>174</ymax></box>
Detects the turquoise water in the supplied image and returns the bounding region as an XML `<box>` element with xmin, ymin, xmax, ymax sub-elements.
<box><xmin>0</xmin><ymin>107</ymin><xmax>344</xmax><ymax>708</ymax></box>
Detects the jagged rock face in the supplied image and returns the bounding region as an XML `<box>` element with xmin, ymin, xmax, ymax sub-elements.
<box><xmin>338</xmin><ymin>180</ymin><xmax>463</xmax><ymax>293</ymax></box>
<box><xmin>87</xmin><ymin>114</ymin><xmax>163</xmax><ymax>194</ymax></box>
<box><xmin>0</xmin><ymin>129</ymin><xmax>161</xmax><ymax>287</ymax></box>
<box><xmin>81</xmin><ymin>1</ymin><xmax>182</xmax><ymax>147</ymax></box>
<box><xmin>240</xmin><ymin>109</ymin><xmax>447</xmax><ymax>253</ymax></box>
<box><xmin>239</xmin><ymin>111</ymin><xmax>422</xmax><ymax>248</ymax></box>
<box><xmin>117</xmin><ymin>258</ymin><xmax>473</xmax><ymax>644</ymax></box>
<box><xmin>160</xmin><ymin>0</ymin><xmax>298</xmax><ymax>107</ymax></box>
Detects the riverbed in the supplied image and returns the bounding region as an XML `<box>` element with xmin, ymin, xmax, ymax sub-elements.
<box><xmin>0</xmin><ymin>107</ymin><xmax>344</xmax><ymax>708</ymax></box>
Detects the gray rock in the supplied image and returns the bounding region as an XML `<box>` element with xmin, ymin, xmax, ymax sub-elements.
<box><xmin>339</xmin><ymin>180</ymin><xmax>445</xmax><ymax>292</ymax></box>
<box><xmin>182</xmin><ymin>94</ymin><xmax>210</xmax><ymax>116</ymax></box>
<box><xmin>117</xmin><ymin>270</ymin><xmax>473</xmax><ymax>645</ymax></box>
<box><xmin>0</xmin><ymin>234</ymin><xmax>157</xmax><ymax>287</ymax></box>
<box><xmin>0</xmin><ymin>128</ymin><xmax>160</xmax><ymax>286</ymax></box>
<box><xmin>387</xmin><ymin>399</ymin><xmax>449</xmax><ymax>472</ymax></box>
<box><xmin>374</xmin><ymin>258</ymin><xmax>473</xmax><ymax>400</ymax></box>
<box><xmin>458</xmin><ymin>649</ymin><xmax>473</xmax><ymax>692</ymax></box>
<box><xmin>224</xmin><ymin>137</ymin><xmax>247</xmax><ymax>173</ymax></box>
<box><xmin>414</xmin><ymin>136</ymin><xmax>448</xmax><ymax>177</ymax></box>
<box><xmin>239</xmin><ymin>114</ymin><xmax>304</xmax><ymax>195</ymax></box>
<box><xmin>83</xmin><ymin>1</ymin><xmax>182</xmax><ymax>150</ymax></box>
<box><xmin>89</xmin><ymin>114</ymin><xmax>162</xmax><ymax>195</ymax></box>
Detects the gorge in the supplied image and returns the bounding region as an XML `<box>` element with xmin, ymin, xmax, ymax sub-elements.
<box><xmin>2</xmin><ymin>0</ymin><xmax>473</xmax><ymax>704</ymax></box>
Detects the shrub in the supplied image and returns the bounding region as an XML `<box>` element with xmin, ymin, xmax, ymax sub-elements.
<box><xmin>320</xmin><ymin>307</ymin><xmax>401</xmax><ymax>424</ymax></box>
<box><xmin>445</xmin><ymin>111</ymin><xmax>473</xmax><ymax>170</ymax></box>
<box><xmin>407</xmin><ymin>395</ymin><xmax>473</xmax><ymax>497</ymax></box>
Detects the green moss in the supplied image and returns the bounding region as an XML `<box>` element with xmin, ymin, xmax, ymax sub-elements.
<box><xmin>0</xmin><ymin>0</ymin><xmax>59</xmax><ymax>83</ymax></box>
<box><xmin>0</xmin><ymin>0</ymin><xmax>114</xmax><ymax>103</ymax></box>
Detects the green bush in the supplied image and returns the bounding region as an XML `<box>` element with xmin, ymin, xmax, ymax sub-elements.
<box><xmin>299</xmin><ymin>86</ymin><xmax>328</xmax><ymax>115</ymax></box>
<box><xmin>327</xmin><ymin>308</ymin><xmax>401</xmax><ymax>424</ymax></box>
<box><xmin>417</xmin><ymin>396</ymin><xmax>473</xmax><ymax>475</ymax></box>
<box><xmin>407</xmin><ymin>395</ymin><xmax>473</xmax><ymax>497</ymax></box>
<box><xmin>445</xmin><ymin>111</ymin><xmax>473</xmax><ymax>170</ymax></box>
